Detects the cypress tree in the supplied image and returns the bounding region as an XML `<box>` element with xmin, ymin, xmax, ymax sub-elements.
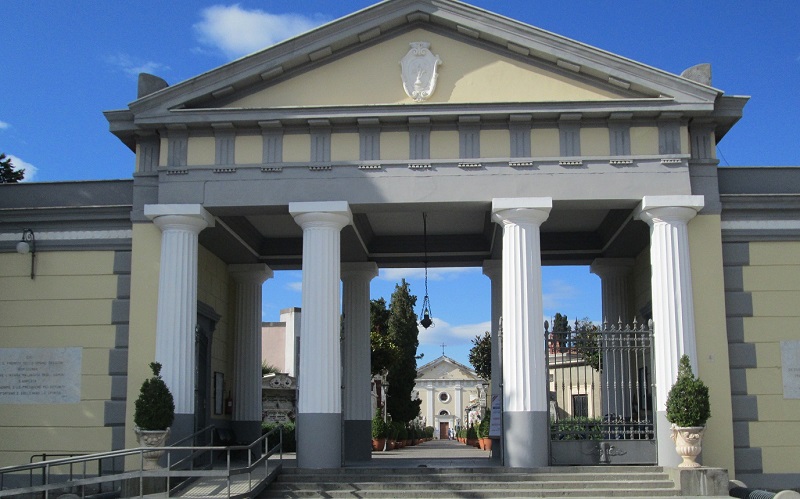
<box><xmin>385</xmin><ymin>279</ymin><xmax>422</xmax><ymax>423</ymax></box>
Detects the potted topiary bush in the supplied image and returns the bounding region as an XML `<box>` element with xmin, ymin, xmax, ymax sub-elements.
<box><xmin>665</xmin><ymin>355</ymin><xmax>710</xmax><ymax>468</ymax></box>
<box><xmin>371</xmin><ymin>411</ymin><xmax>388</xmax><ymax>451</ymax></box>
<box><xmin>133</xmin><ymin>362</ymin><xmax>175</xmax><ymax>469</ymax></box>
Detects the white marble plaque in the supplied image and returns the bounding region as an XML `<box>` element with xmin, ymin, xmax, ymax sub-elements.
<box><xmin>0</xmin><ymin>348</ymin><xmax>82</xmax><ymax>404</ymax></box>
<box><xmin>781</xmin><ymin>341</ymin><xmax>800</xmax><ymax>399</ymax></box>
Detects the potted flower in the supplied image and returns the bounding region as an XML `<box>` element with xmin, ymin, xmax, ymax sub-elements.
<box><xmin>665</xmin><ymin>355</ymin><xmax>710</xmax><ymax>468</ymax></box>
<box><xmin>133</xmin><ymin>362</ymin><xmax>175</xmax><ymax>469</ymax></box>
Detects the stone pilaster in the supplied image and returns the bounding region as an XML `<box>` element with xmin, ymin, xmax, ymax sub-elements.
<box><xmin>144</xmin><ymin>204</ymin><xmax>214</xmax><ymax>442</ymax></box>
<box><xmin>638</xmin><ymin>195</ymin><xmax>704</xmax><ymax>466</ymax></box>
<box><xmin>229</xmin><ymin>264</ymin><xmax>273</xmax><ymax>444</ymax></box>
<box><xmin>427</xmin><ymin>384</ymin><xmax>435</xmax><ymax>434</ymax></box>
<box><xmin>289</xmin><ymin>201</ymin><xmax>352</xmax><ymax>469</ymax></box>
<box><xmin>341</xmin><ymin>262</ymin><xmax>378</xmax><ymax>463</ymax></box>
<box><xmin>482</xmin><ymin>259</ymin><xmax>503</xmax><ymax>462</ymax></box>
<box><xmin>492</xmin><ymin>197</ymin><xmax>552</xmax><ymax>468</ymax></box>
<box><xmin>455</xmin><ymin>384</ymin><xmax>463</xmax><ymax>427</ymax></box>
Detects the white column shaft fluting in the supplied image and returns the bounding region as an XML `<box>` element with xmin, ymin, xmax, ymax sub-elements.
<box><xmin>482</xmin><ymin>260</ymin><xmax>502</xmax><ymax>403</ymax></box>
<box><xmin>638</xmin><ymin>196</ymin><xmax>703</xmax><ymax>403</ymax></box>
<box><xmin>230</xmin><ymin>264</ymin><xmax>272</xmax><ymax>422</ymax></box>
<box><xmin>145</xmin><ymin>205</ymin><xmax>214</xmax><ymax>414</ymax></box>
<box><xmin>492</xmin><ymin>197</ymin><xmax>552</xmax><ymax>468</ymax></box>
<box><xmin>342</xmin><ymin>263</ymin><xmax>378</xmax><ymax>421</ymax></box>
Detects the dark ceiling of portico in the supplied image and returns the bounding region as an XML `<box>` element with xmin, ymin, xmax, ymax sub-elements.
<box><xmin>198</xmin><ymin>201</ymin><xmax>650</xmax><ymax>270</ymax></box>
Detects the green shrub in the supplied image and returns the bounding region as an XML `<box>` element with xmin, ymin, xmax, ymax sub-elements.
<box><xmin>424</xmin><ymin>426</ymin><xmax>434</xmax><ymax>438</ymax></box>
<box><xmin>666</xmin><ymin>355</ymin><xmax>711</xmax><ymax>427</ymax></box>
<box><xmin>478</xmin><ymin>410</ymin><xmax>490</xmax><ymax>438</ymax></box>
<box><xmin>261</xmin><ymin>421</ymin><xmax>296</xmax><ymax>452</ymax></box>
<box><xmin>395</xmin><ymin>422</ymin><xmax>408</xmax><ymax>441</ymax></box>
<box><xmin>133</xmin><ymin>362</ymin><xmax>175</xmax><ymax>431</ymax></box>
<box><xmin>371</xmin><ymin>412</ymin><xmax>388</xmax><ymax>439</ymax></box>
<box><xmin>466</xmin><ymin>425</ymin><xmax>478</xmax><ymax>440</ymax></box>
<box><xmin>550</xmin><ymin>417</ymin><xmax>603</xmax><ymax>440</ymax></box>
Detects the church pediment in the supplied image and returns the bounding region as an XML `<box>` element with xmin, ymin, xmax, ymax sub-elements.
<box><xmin>418</xmin><ymin>355</ymin><xmax>480</xmax><ymax>381</ymax></box>
<box><xmin>123</xmin><ymin>0</ymin><xmax>721</xmax><ymax>124</ymax></box>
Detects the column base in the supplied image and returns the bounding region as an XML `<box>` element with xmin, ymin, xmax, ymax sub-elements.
<box><xmin>503</xmin><ymin>410</ymin><xmax>548</xmax><ymax>468</ymax></box>
<box><xmin>344</xmin><ymin>419</ymin><xmax>372</xmax><ymax>464</ymax></box>
<box><xmin>656</xmin><ymin>410</ymin><xmax>682</xmax><ymax>467</ymax></box>
<box><xmin>298</xmin><ymin>413</ymin><xmax>342</xmax><ymax>468</ymax></box>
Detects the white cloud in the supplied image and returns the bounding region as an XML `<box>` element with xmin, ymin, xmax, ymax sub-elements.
<box><xmin>418</xmin><ymin>316</ymin><xmax>490</xmax><ymax>346</ymax></box>
<box><xmin>542</xmin><ymin>279</ymin><xmax>580</xmax><ymax>311</ymax></box>
<box><xmin>105</xmin><ymin>53</ymin><xmax>170</xmax><ymax>78</ymax></box>
<box><xmin>379</xmin><ymin>267</ymin><xmax>476</xmax><ymax>282</ymax></box>
<box><xmin>8</xmin><ymin>155</ymin><xmax>37</xmax><ymax>182</ymax></box>
<box><xmin>0</xmin><ymin>121</ymin><xmax>10</xmax><ymax>130</ymax></box>
<box><xmin>286</xmin><ymin>281</ymin><xmax>302</xmax><ymax>292</ymax></box>
<box><xmin>193</xmin><ymin>5</ymin><xmax>327</xmax><ymax>60</ymax></box>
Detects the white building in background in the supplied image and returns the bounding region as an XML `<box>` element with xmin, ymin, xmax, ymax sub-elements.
<box><xmin>416</xmin><ymin>356</ymin><xmax>485</xmax><ymax>439</ymax></box>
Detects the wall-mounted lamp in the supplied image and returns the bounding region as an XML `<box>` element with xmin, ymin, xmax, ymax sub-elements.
<box><xmin>16</xmin><ymin>229</ymin><xmax>36</xmax><ymax>279</ymax></box>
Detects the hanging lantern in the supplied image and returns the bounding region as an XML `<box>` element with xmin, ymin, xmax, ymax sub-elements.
<box><xmin>420</xmin><ymin>212</ymin><xmax>434</xmax><ymax>329</ymax></box>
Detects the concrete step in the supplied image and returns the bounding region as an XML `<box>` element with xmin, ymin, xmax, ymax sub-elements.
<box><xmin>259</xmin><ymin>467</ymin><xmax>684</xmax><ymax>499</ymax></box>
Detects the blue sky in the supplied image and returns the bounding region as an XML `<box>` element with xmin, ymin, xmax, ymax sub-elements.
<box><xmin>2</xmin><ymin>1</ymin><xmax>798</xmax><ymax>367</ymax></box>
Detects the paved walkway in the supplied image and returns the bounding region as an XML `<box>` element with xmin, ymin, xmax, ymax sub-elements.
<box><xmin>281</xmin><ymin>438</ymin><xmax>498</xmax><ymax>469</ymax></box>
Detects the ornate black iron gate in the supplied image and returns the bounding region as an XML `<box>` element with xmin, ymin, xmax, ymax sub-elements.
<box><xmin>546</xmin><ymin>319</ymin><xmax>657</xmax><ymax>465</ymax></box>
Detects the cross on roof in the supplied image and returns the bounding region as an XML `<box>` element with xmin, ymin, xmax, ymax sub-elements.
<box><xmin>440</xmin><ymin>343</ymin><xmax>447</xmax><ymax>356</ymax></box>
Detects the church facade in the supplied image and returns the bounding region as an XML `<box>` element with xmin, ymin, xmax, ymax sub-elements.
<box><xmin>1</xmin><ymin>0</ymin><xmax>799</xmax><ymax>489</ymax></box>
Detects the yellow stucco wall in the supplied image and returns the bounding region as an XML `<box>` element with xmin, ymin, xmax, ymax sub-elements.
<box><xmin>197</xmin><ymin>246</ymin><xmax>233</xmax><ymax>396</ymax></box>
<box><xmin>228</xmin><ymin>28</ymin><xmax>628</xmax><ymax>109</ymax></box>
<box><xmin>481</xmin><ymin>130</ymin><xmax>509</xmax><ymax>158</ymax></box>
<box><xmin>331</xmin><ymin>133</ymin><xmax>359</xmax><ymax>162</ymax></box>
<box><xmin>125</xmin><ymin>223</ymin><xmax>162</xmax><ymax>452</ymax></box>
<box><xmin>430</xmin><ymin>131</ymin><xmax>459</xmax><ymax>160</ymax></box>
<box><xmin>381</xmin><ymin>132</ymin><xmax>410</xmax><ymax>161</ymax></box>
<box><xmin>284</xmin><ymin>134</ymin><xmax>311</xmax><ymax>163</ymax></box>
<box><xmin>741</xmin><ymin>241</ymin><xmax>800</xmax><ymax>474</ymax></box>
<box><xmin>532</xmin><ymin>128</ymin><xmax>560</xmax><ymax>157</ymax></box>
<box><xmin>581</xmin><ymin>127</ymin><xmax>610</xmax><ymax>156</ymax></box>
<box><xmin>159</xmin><ymin>138</ymin><xmax>169</xmax><ymax>167</ymax></box>
<box><xmin>0</xmin><ymin>251</ymin><xmax>118</xmax><ymax>466</ymax></box>
<box><xmin>688</xmin><ymin>215</ymin><xmax>735</xmax><ymax>473</ymax></box>
<box><xmin>630</xmin><ymin>127</ymin><xmax>658</xmax><ymax>156</ymax></box>
<box><xmin>235</xmin><ymin>135</ymin><xmax>262</xmax><ymax>165</ymax></box>
<box><xmin>187</xmin><ymin>136</ymin><xmax>215</xmax><ymax>166</ymax></box>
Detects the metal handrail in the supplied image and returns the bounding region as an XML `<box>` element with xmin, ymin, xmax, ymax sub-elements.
<box><xmin>0</xmin><ymin>427</ymin><xmax>283</xmax><ymax>498</ymax></box>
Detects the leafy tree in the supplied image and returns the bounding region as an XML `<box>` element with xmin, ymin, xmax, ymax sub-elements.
<box><xmin>468</xmin><ymin>331</ymin><xmax>491</xmax><ymax>380</ymax></box>
<box><xmin>370</xmin><ymin>298</ymin><xmax>397</xmax><ymax>376</ymax></box>
<box><xmin>573</xmin><ymin>317</ymin><xmax>601</xmax><ymax>371</ymax></box>
<box><xmin>0</xmin><ymin>153</ymin><xmax>24</xmax><ymax>183</ymax></box>
<box><xmin>385</xmin><ymin>279</ymin><xmax>422</xmax><ymax>423</ymax></box>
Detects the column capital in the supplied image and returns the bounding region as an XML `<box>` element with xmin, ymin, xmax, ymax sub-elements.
<box><xmin>590</xmin><ymin>258</ymin><xmax>635</xmax><ymax>278</ymax></box>
<box><xmin>637</xmin><ymin>195</ymin><xmax>704</xmax><ymax>226</ymax></box>
<box><xmin>491</xmin><ymin>197</ymin><xmax>552</xmax><ymax>226</ymax></box>
<box><xmin>289</xmin><ymin>201</ymin><xmax>352</xmax><ymax>230</ymax></box>
<box><xmin>229</xmin><ymin>263</ymin><xmax>273</xmax><ymax>284</ymax></box>
<box><xmin>144</xmin><ymin>204</ymin><xmax>215</xmax><ymax>233</ymax></box>
<box><xmin>482</xmin><ymin>259</ymin><xmax>501</xmax><ymax>279</ymax></box>
<box><xmin>341</xmin><ymin>262</ymin><xmax>379</xmax><ymax>281</ymax></box>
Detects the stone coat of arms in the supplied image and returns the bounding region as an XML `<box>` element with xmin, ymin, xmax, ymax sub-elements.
<box><xmin>400</xmin><ymin>42</ymin><xmax>442</xmax><ymax>102</ymax></box>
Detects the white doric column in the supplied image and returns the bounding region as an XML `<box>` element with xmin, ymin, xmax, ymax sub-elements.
<box><xmin>289</xmin><ymin>201</ymin><xmax>352</xmax><ymax>469</ymax></box>
<box><xmin>229</xmin><ymin>264</ymin><xmax>273</xmax><ymax>443</ymax></box>
<box><xmin>492</xmin><ymin>197</ymin><xmax>552</xmax><ymax>468</ymax></box>
<box><xmin>144</xmin><ymin>204</ymin><xmax>214</xmax><ymax>439</ymax></box>
<box><xmin>637</xmin><ymin>195</ymin><xmax>703</xmax><ymax>466</ymax></box>
<box><xmin>482</xmin><ymin>259</ymin><xmax>503</xmax><ymax>462</ymax></box>
<box><xmin>341</xmin><ymin>262</ymin><xmax>378</xmax><ymax>463</ymax></box>
<box><xmin>590</xmin><ymin>258</ymin><xmax>635</xmax><ymax>421</ymax></box>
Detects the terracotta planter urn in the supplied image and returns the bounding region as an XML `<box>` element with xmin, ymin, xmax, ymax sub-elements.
<box><xmin>372</xmin><ymin>438</ymin><xmax>386</xmax><ymax>451</ymax></box>
<box><xmin>670</xmin><ymin>425</ymin><xmax>705</xmax><ymax>468</ymax></box>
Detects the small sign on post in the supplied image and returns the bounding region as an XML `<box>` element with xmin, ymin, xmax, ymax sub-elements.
<box><xmin>489</xmin><ymin>394</ymin><xmax>502</xmax><ymax>437</ymax></box>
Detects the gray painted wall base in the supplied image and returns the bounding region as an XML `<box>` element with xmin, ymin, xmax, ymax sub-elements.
<box><xmin>344</xmin><ymin>419</ymin><xmax>372</xmax><ymax>463</ymax></box>
<box><xmin>490</xmin><ymin>437</ymin><xmax>502</xmax><ymax>464</ymax></box>
<box><xmin>232</xmin><ymin>420</ymin><xmax>262</xmax><ymax>447</ymax></box>
<box><xmin>666</xmin><ymin>467</ymin><xmax>728</xmax><ymax>497</ymax></box>
<box><xmin>503</xmin><ymin>410</ymin><xmax>548</xmax><ymax>467</ymax></box>
<box><xmin>170</xmin><ymin>413</ymin><xmax>194</xmax><ymax>447</ymax></box>
<box><xmin>298</xmin><ymin>413</ymin><xmax>342</xmax><ymax>468</ymax></box>
<box><xmin>656</xmin><ymin>411</ymin><xmax>682</xmax><ymax>467</ymax></box>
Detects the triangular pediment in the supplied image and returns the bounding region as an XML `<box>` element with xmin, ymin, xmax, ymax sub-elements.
<box><xmin>124</xmin><ymin>0</ymin><xmax>721</xmax><ymax>122</ymax></box>
<box><xmin>417</xmin><ymin>355</ymin><xmax>480</xmax><ymax>381</ymax></box>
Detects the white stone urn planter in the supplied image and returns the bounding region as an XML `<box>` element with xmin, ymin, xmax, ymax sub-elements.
<box><xmin>135</xmin><ymin>427</ymin><xmax>170</xmax><ymax>470</ymax></box>
<box><xmin>670</xmin><ymin>424</ymin><xmax>705</xmax><ymax>468</ymax></box>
